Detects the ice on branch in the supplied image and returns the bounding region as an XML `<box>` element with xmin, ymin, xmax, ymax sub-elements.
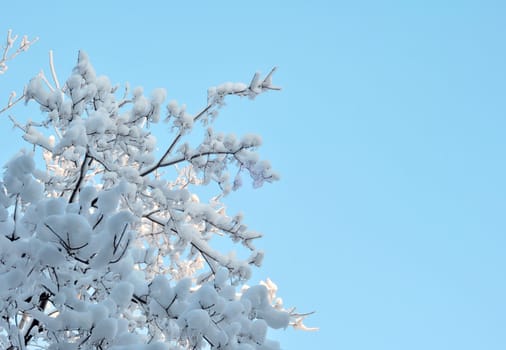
<box><xmin>0</xmin><ymin>51</ymin><xmax>314</xmax><ymax>350</ymax></box>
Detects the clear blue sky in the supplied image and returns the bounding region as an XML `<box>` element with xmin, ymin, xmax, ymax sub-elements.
<box><xmin>2</xmin><ymin>1</ymin><xmax>506</xmax><ymax>349</ymax></box>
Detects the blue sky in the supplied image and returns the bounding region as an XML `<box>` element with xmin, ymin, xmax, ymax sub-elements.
<box><xmin>2</xmin><ymin>1</ymin><xmax>506</xmax><ymax>349</ymax></box>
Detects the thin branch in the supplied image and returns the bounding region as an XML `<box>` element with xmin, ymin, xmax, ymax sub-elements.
<box><xmin>110</xmin><ymin>238</ymin><xmax>130</xmax><ymax>264</ymax></box>
<box><xmin>44</xmin><ymin>223</ymin><xmax>68</xmax><ymax>249</ymax></box>
<box><xmin>158</xmin><ymin>148</ymin><xmax>242</xmax><ymax>170</ymax></box>
<box><xmin>24</xmin><ymin>292</ymin><xmax>50</xmax><ymax>345</ymax></box>
<box><xmin>132</xmin><ymin>294</ymin><xmax>147</xmax><ymax>305</ymax></box>
<box><xmin>69</xmin><ymin>153</ymin><xmax>90</xmax><ymax>203</ymax></box>
<box><xmin>113</xmin><ymin>224</ymin><xmax>128</xmax><ymax>254</ymax></box>
<box><xmin>0</xmin><ymin>30</ymin><xmax>38</xmax><ymax>75</ymax></box>
<box><xmin>140</xmin><ymin>103</ymin><xmax>213</xmax><ymax>177</ymax></box>
<box><xmin>87</xmin><ymin>150</ymin><xmax>113</xmax><ymax>172</ymax></box>
<box><xmin>141</xmin><ymin>78</ymin><xmax>275</xmax><ymax>177</ymax></box>
<box><xmin>0</xmin><ymin>94</ymin><xmax>24</xmax><ymax>115</ymax></box>
<box><xmin>38</xmin><ymin>70</ymin><xmax>55</xmax><ymax>92</ymax></box>
<box><xmin>92</xmin><ymin>214</ymin><xmax>103</xmax><ymax>230</ymax></box>
<box><xmin>48</xmin><ymin>50</ymin><xmax>60</xmax><ymax>89</ymax></box>
<box><xmin>199</xmin><ymin>248</ymin><xmax>217</xmax><ymax>275</ymax></box>
<box><xmin>140</xmin><ymin>133</ymin><xmax>182</xmax><ymax>176</ymax></box>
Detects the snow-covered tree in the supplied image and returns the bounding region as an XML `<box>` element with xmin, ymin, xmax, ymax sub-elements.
<box><xmin>0</xmin><ymin>49</ymin><xmax>311</xmax><ymax>349</ymax></box>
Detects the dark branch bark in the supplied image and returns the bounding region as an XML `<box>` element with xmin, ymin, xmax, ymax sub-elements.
<box><xmin>69</xmin><ymin>152</ymin><xmax>90</xmax><ymax>203</ymax></box>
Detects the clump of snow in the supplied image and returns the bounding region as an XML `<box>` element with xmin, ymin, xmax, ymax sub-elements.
<box><xmin>241</xmin><ymin>285</ymin><xmax>289</xmax><ymax>329</ymax></box>
<box><xmin>25</xmin><ymin>76</ymin><xmax>50</xmax><ymax>106</ymax></box>
<box><xmin>90</xmin><ymin>317</ymin><xmax>118</xmax><ymax>343</ymax></box>
<box><xmin>110</xmin><ymin>281</ymin><xmax>134</xmax><ymax>308</ymax></box>
<box><xmin>97</xmin><ymin>186</ymin><xmax>121</xmax><ymax>215</ymax></box>
<box><xmin>184</xmin><ymin>309</ymin><xmax>210</xmax><ymax>331</ymax></box>
<box><xmin>38</xmin><ymin>242</ymin><xmax>65</xmax><ymax>266</ymax></box>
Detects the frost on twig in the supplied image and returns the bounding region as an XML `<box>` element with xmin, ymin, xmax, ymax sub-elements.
<box><xmin>0</xmin><ymin>29</ymin><xmax>38</xmax><ymax>75</ymax></box>
<box><xmin>0</xmin><ymin>30</ymin><xmax>38</xmax><ymax>115</ymax></box>
<box><xmin>0</xmin><ymin>90</ymin><xmax>24</xmax><ymax>115</ymax></box>
<box><xmin>0</xmin><ymin>51</ymin><xmax>314</xmax><ymax>350</ymax></box>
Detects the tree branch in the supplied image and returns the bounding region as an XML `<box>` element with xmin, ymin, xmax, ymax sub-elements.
<box><xmin>69</xmin><ymin>152</ymin><xmax>90</xmax><ymax>203</ymax></box>
<box><xmin>140</xmin><ymin>103</ymin><xmax>214</xmax><ymax>177</ymax></box>
<box><xmin>0</xmin><ymin>93</ymin><xmax>24</xmax><ymax>115</ymax></box>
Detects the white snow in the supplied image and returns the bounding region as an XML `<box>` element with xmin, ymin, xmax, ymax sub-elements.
<box><xmin>110</xmin><ymin>281</ymin><xmax>134</xmax><ymax>308</ymax></box>
<box><xmin>90</xmin><ymin>317</ymin><xmax>118</xmax><ymax>342</ymax></box>
<box><xmin>38</xmin><ymin>243</ymin><xmax>65</xmax><ymax>266</ymax></box>
<box><xmin>184</xmin><ymin>309</ymin><xmax>210</xmax><ymax>331</ymax></box>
